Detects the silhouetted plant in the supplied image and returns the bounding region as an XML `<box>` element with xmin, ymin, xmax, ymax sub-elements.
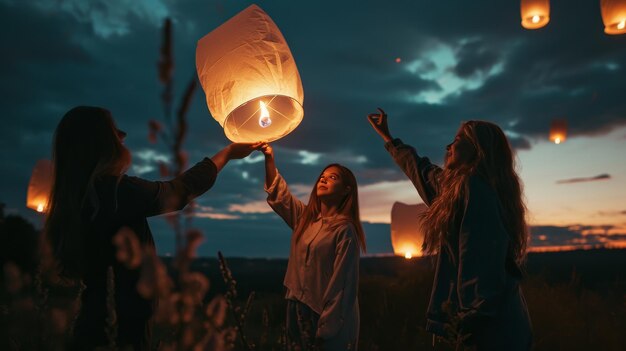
<box><xmin>218</xmin><ymin>251</ymin><xmax>256</xmax><ymax>350</ymax></box>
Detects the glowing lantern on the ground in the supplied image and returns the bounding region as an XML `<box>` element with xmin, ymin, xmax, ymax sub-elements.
<box><xmin>601</xmin><ymin>0</ymin><xmax>626</xmax><ymax>35</ymax></box>
<box><xmin>549</xmin><ymin>119</ymin><xmax>567</xmax><ymax>144</ymax></box>
<box><xmin>26</xmin><ymin>159</ymin><xmax>53</xmax><ymax>213</ymax></box>
<box><xmin>196</xmin><ymin>4</ymin><xmax>304</xmax><ymax>142</ymax></box>
<box><xmin>391</xmin><ymin>202</ymin><xmax>428</xmax><ymax>259</ymax></box>
<box><xmin>521</xmin><ymin>0</ymin><xmax>550</xmax><ymax>29</ymax></box>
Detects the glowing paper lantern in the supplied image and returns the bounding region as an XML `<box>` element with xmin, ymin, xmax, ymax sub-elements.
<box><xmin>390</xmin><ymin>202</ymin><xmax>428</xmax><ymax>259</ymax></box>
<box><xmin>196</xmin><ymin>4</ymin><xmax>304</xmax><ymax>142</ymax></box>
<box><xmin>26</xmin><ymin>159</ymin><xmax>53</xmax><ymax>213</ymax></box>
<box><xmin>521</xmin><ymin>0</ymin><xmax>550</xmax><ymax>29</ymax></box>
<box><xmin>601</xmin><ymin>0</ymin><xmax>626</xmax><ymax>35</ymax></box>
<box><xmin>549</xmin><ymin>119</ymin><xmax>567</xmax><ymax>144</ymax></box>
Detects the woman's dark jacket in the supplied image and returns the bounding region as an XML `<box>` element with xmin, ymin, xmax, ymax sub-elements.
<box><xmin>385</xmin><ymin>139</ymin><xmax>532</xmax><ymax>350</ymax></box>
<box><xmin>72</xmin><ymin>158</ymin><xmax>217</xmax><ymax>350</ymax></box>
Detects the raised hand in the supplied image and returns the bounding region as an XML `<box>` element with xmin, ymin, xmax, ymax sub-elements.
<box><xmin>259</xmin><ymin>142</ymin><xmax>277</xmax><ymax>189</ymax></box>
<box><xmin>227</xmin><ymin>142</ymin><xmax>264</xmax><ymax>159</ymax></box>
<box><xmin>259</xmin><ymin>142</ymin><xmax>273</xmax><ymax>158</ymax></box>
<box><xmin>367</xmin><ymin>107</ymin><xmax>393</xmax><ymax>143</ymax></box>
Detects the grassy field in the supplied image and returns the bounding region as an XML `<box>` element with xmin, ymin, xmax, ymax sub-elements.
<box><xmin>2</xmin><ymin>214</ymin><xmax>625</xmax><ymax>351</ymax></box>
<box><xmin>189</xmin><ymin>249</ymin><xmax>626</xmax><ymax>350</ymax></box>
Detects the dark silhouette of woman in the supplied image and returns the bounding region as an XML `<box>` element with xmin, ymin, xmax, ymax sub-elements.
<box><xmin>367</xmin><ymin>108</ymin><xmax>532</xmax><ymax>350</ymax></box>
<box><xmin>44</xmin><ymin>106</ymin><xmax>260</xmax><ymax>350</ymax></box>
<box><xmin>260</xmin><ymin>143</ymin><xmax>365</xmax><ymax>351</ymax></box>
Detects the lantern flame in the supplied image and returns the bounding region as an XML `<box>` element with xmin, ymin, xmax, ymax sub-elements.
<box><xmin>37</xmin><ymin>203</ymin><xmax>44</xmax><ymax>213</ymax></box>
<box><xmin>532</xmin><ymin>15</ymin><xmax>541</xmax><ymax>23</ymax></box>
<box><xmin>258</xmin><ymin>101</ymin><xmax>272</xmax><ymax>128</ymax></box>
<box><xmin>404</xmin><ymin>251</ymin><xmax>413</xmax><ymax>259</ymax></box>
<box><xmin>619</xmin><ymin>20</ymin><xmax>626</xmax><ymax>30</ymax></box>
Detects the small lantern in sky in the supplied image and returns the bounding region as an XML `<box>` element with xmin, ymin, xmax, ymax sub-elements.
<box><xmin>391</xmin><ymin>202</ymin><xmax>428</xmax><ymax>259</ymax></box>
<box><xmin>196</xmin><ymin>4</ymin><xmax>304</xmax><ymax>142</ymax></box>
<box><xmin>521</xmin><ymin>0</ymin><xmax>550</xmax><ymax>29</ymax></box>
<box><xmin>549</xmin><ymin>119</ymin><xmax>568</xmax><ymax>144</ymax></box>
<box><xmin>26</xmin><ymin>159</ymin><xmax>53</xmax><ymax>213</ymax></box>
<box><xmin>601</xmin><ymin>0</ymin><xmax>626</xmax><ymax>35</ymax></box>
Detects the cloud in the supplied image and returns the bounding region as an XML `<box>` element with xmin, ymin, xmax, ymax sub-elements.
<box><xmin>10</xmin><ymin>0</ymin><xmax>170</xmax><ymax>38</ymax></box>
<box><xmin>228</xmin><ymin>201</ymin><xmax>272</xmax><ymax>214</ymax></box>
<box><xmin>2</xmin><ymin>0</ymin><xmax>626</xmax><ymax>257</ymax></box>
<box><xmin>529</xmin><ymin>224</ymin><xmax>626</xmax><ymax>251</ymax></box>
<box><xmin>358</xmin><ymin>180</ymin><xmax>424</xmax><ymax>223</ymax></box>
<box><xmin>597</xmin><ymin>210</ymin><xmax>626</xmax><ymax>217</ymax></box>
<box><xmin>556</xmin><ymin>173</ymin><xmax>611</xmax><ymax>184</ymax></box>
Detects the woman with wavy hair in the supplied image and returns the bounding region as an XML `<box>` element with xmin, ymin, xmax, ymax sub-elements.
<box><xmin>260</xmin><ymin>142</ymin><xmax>365</xmax><ymax>351</ymax></box>
<box><xmin>45</xmin><ymin>106</ymin><xmax>260</xmax><ymax>350</ymax></box>
<box><xmin>367</xmin><ymin>108</ymin><xmax>532</xmax><ymax>350</ymax></box>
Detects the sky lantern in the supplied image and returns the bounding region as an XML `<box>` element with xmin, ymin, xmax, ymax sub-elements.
<box><xmin>549</xmin><ymin>119</ymin><xmax>568</xmax><ymax>144</ymax></box>
<box><xmin>196</xmin><ymin>4</ymin><xmax>304</xmax><ymax>142</ymax></box>
<box><xmin>601</xmin><ymin>0</ymin><xmax>626</xmax><ymax>35</ymax></box>
<box><xmin>390</xmin><ymin>202</ymin><xmax>428</xmax><ymax>259</ymax></box>
<box><xmin>26</xmin><ymin>159</ymin><xmax>53</xmax><ymax>213</ymax></box>
<box><xmin>521</xmin><ymin>0</ymin><xmax>550</xmax><ymax>29</ymax></box>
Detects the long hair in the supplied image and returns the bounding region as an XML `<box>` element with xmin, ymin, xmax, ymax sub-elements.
<box><xmin>422</xmin><ymin>121</ymin><xmax>528</xmax><ymax>270</ymax></box>
<box><xmin>44</xmin><ymin>106</ymin><xmax>131</xmax><ymax>279</ymax></box>
<box><xmin>293</xmin><ymin>164</ymin><xmax>367</xmax><ymax>253</ymax></box>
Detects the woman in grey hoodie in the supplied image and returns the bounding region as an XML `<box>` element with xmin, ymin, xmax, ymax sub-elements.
<box><xmin>260</xmin><ymin>143</ymin><xmax>366</xmax><ymax>351</ymax></box>
<box><xmin>367</xmin><ymin>109</ymin><xmax>532</xmax><ymax>350</ymax></box>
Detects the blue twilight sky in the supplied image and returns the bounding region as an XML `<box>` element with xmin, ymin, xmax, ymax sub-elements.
<box><xmin>1</xmin><ymin>0</ymin><xmax>625</xmax><ymax>257</ymax></box>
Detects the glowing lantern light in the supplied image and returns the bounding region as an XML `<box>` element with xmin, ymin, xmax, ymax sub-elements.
<box><xmin>196</xmin><ymin>5</ymin><xmax>304</xmax><ymax>142</ymax></box>
<box><xmin>549</xmin><ymin>119</ymin><xmax>568</xmax><ymax>144</ymax></box>
<box><xmin>601</xmin><ymin>0</ymin><xmax>626</xmax><ymax>35</ymax></box>
<box><xmin>395</xmin><ymin>57</ymin><xmax>402</xmax><ymax>63</ymax></box>
<box><xmin>258</xmin><ymin>101</ymin><xmax>272</xmax><ymax>128</ymax></box>
<box><xmin>391</xmin><ymin>202</ymin><xmax>428</xmax><ymax>259</ymax></box>
<box><xmin>521</xmin><ymin>0</ymin><xmax>550</xmax><ymax>29</ymax></box>
<box><xmin>26</xmin><ymin>159</ymin><xmax>53</xmax><ymax>213</ymax></box>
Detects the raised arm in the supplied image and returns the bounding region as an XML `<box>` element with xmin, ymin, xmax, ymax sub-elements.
<box><xmin>367</xmin><ymin>108</ymin><xmax>441</xmax><ymax>205</ymax></box>
<box><xmin>456</xmin><ymin>176</ymin><xmax>509</xmax><ymax>333</ymax></box>
<box><xmin>261</xmin><ymin>143</ymin><xmax>306</xmax><ymax>229</ymax></box>
<box><xmin>116</xmin><ymin>143</ymin><xmax>261</xmax><ymax>218</ymax></box>
<box><xmin>317</xmin><ymin>222</ymin><xmax>360</xmax><ymax>340</ymax></box>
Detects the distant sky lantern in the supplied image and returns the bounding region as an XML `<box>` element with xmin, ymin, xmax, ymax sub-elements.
<box><xmin>601</xmin><ymin>0</ymin><xmax>626</xmax><ymax>35</ymax></box>
<box><xmin>549</xmin><ymin>119</ymin><xmax>568</xmax><ymax>144</ymax></box>
<box><xmin>395</xmin><ymin>57</ymin><xmax>402</xmax><ymax>63</ymax></box>
<box><xmin>196</xmin><ymin>4</ymin><xmax>304</xmax><ymax>142</ymax></box>
<box><xmin>26</xmin><ymin>159</ymin><xmax>53</xmax><ymax>213</ymax></box>
<box><xmin>390</xmin><ymin>202</ymin><xmax>428</xmax><ymax>259</ymax></box>
<box><xmin>521</xmin><ymin>0</ymin><xmax>550</xmax><ymax>29</ymax></box>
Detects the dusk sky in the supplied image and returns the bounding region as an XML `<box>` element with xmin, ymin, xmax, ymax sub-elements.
<box><xmin>2</xmin><ymin>0</ymin><xmax>626</xmax><ymax>257</ymax></box>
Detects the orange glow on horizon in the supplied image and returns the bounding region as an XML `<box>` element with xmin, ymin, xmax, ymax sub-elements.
<box><xmin>528</xmin><ymin>242</ymin><xmax>626</xmax><ymax>253</ymax></box>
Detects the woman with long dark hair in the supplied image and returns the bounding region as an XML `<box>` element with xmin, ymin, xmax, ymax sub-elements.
<box><xmin>367</xmin><ymin>109</ymin><xmax>532</xmax><ymax>350</ymax></box>
<box><xmin>45</xmin><ymin>106</ymin><xmax>260</xmax><ymax>350</ymax></box>
<box><xmin>260</xmin><ymin>143</ymin><xmax>365</xmax><ymax>351</ymax></box>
